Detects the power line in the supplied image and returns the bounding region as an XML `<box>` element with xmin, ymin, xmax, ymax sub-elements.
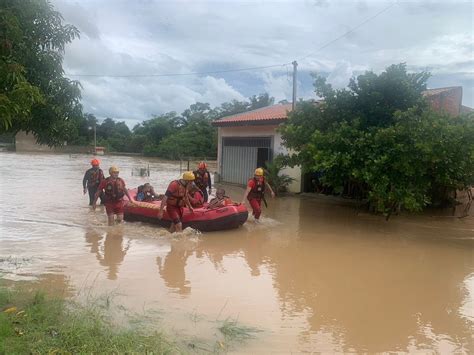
<box><xmin>66</xmin><ymin>63</ymin><xmax>290</xmax><ymax>78</ymax></box>
<box><xmin>298</xmin><ymin>1</ymin><xmax>397</xmax><ymax>61</ymax></box>
<box><xmin>65</xmin><ymin>2</ymin><xmax>396</xmax><ymax>78</ymax></box>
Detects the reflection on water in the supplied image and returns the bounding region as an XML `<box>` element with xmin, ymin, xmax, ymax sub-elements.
<box><xmin>0</xmin><ymin>152</ymin><xmax>473</xmax><ymax>353</ymax></box>
<box><xmin>85</xmin><ymin>228</ymin><xmax>129</xmax><ymax>280</ymax></box>
<box><xmin>157</xmin><ymin>240</ymin><xmax>195</xmax><ymax>296</ymax></box>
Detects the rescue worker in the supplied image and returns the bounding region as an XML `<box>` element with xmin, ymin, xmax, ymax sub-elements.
<box><xmin>242</xmin><ymin>168</ymin><xmax>275</xmax><ymax>220</ymax></box>
<box><xmin>93</xmin><ymin>166</ymin><xmax>134</xmax><ymax>225</ymax></box>
<box><xmin>208</xmin><ymin>188</ymin><xmax>233</xmax><ymax>209</ymax></box>
<box><xmin>83</xmin><ymin>159</ymin><xmax>104</xmax><ymax>205</ymax></box>
<box><xmin>136</xmin><ymin>183</ymin><xmax>158</xmax><ymax>202</ymax></box>
<box><xmin>158</xmin><ymin>171</ymin><xmax>195</xmax><ymax>233</ymax></box>
<box><xmin>193</xmin><ymin>162</ymin><xmax>212</xmax><ymax>202</ymax></box>
<box><xmin>188</xmin><ymin>183</ymin><xmax>204</xmax><ymax>208</ymax></box>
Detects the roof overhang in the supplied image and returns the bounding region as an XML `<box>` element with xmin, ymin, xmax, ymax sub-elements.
<box><xmin>212</xmin><ymin>118</ymin><xmax>287</xmax><ymax>127</ymax></box>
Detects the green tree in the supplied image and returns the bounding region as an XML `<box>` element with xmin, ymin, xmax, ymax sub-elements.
<box><xmin>68</xmin><ymin>113</ymin><xmax>97</xmax><ymax>145</ymax></box>
<box><xmin>79</xmin><ymin>94</ymin><xmax>276</xmax><ymax>158</ymax></box>
<box><xmin>95</xmin><ymin>118</ymin><xmax>131</xmax><ymax>152</ymax></box>
<box><xmin>213</xmin><ymin>93</ymin><xmax>276</xmax><ymax>120</ymax></box>
<box><xmin>280</xmin><ymin>64</ymin><xmax>474</xmax><ymax>215</ymax></box>
<box><xmin>182</xmin><ymin>102</ymin><xmax>211</xmax><ymax>121</ymax></box>
<box><xmin>148</xmin><ymin>116</ymin><xmax>217</xmax><ymax>159</ymax></box>
<box><xmin>281</xmin><ymin>64</ymin><xmax>430</xmax><ymax>169</ymax></box>
<box><xmin>249</xmin><ymin>93</ymin><xmax>274</xmax><ymax>110</ymax></box>
<box><xmin>0</xmin><ymin>0</ymin><xmax>82</xmax><ymax>145</ymax></box>
<box><xmin>312</xmin><ymin>63</ymin><xmax>429</xmax><ymax>129</ymax></box>
<box><xmin>215</xmin><ymin>99</ymin><xmax>249</xmax><ymax>119</ymax></box>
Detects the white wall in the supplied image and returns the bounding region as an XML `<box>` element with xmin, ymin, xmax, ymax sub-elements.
<box><xmin>217</xmin><ymin>125</ymin><xmax>301</xmax><ymax>193</ymax></box>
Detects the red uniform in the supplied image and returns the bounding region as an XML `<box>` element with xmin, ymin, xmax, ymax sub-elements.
<box><xmin>98</xmin><ymin>177</ymin><xmax>126</xmax><ymax>215</ymax></box>
<box><xmin>189</xmin><ymin>190</ymin><xmax>204</xmax><ymax>208</ymax></box>
<box><xmin>193</xmin><ymin>169</ymin><xmax>211</xmax><ymax>202</ymax></box>
<box><xmin>247</xmin><ymin>177</ymin><xmax>265</xmax><ymax>219</ymax></box>
<box><xmin>165</xmin><ymin>180</ymin><xmax>187</xmax><ymax>224</ymax></box>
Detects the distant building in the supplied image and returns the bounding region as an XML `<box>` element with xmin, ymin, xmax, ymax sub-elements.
<box><xmin>212</xmin><ymin>103</ymin><xmax>302</xmax><ymax>193</ymax></box>
<box><xmin>15</xmin><ymin>131</ymin><xmax>90</xmax><ymax>153</ymax></box>
<box><xmin>422</xmin><ymin>86</ymin><xmax>472</xmax><ymax>116</ymax></box>
<box><xmin>15</xmin><ymin>131</ymin><xmax>59</xmax><ymax>152</ymax></box>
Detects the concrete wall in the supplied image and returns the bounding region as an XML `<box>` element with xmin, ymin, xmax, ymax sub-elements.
<box><xmin>425</xmin><ymin>87</ymin><xmax>463</xmax><ymax>116</ymax></box>
<box><xmin>15</xmin><ymin>131</ymin><xmax>91</xmax><ymax>153</ymax></box>
<box><xmin>217</xmin><ymin>125</ymin><xmax>301</xmax><ymax>193</ymax></box>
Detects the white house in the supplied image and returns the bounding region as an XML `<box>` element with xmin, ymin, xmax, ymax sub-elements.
<box><xmin>212</xmin><ymin>103</ymin><xmax>302</xmax><ymax>193</ymax></box>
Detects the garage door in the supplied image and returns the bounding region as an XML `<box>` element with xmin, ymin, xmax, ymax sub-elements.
<box><xmin>221</xmin><ymin>137</ymin><xmax>272</xmax><ymax>185</ymax></box>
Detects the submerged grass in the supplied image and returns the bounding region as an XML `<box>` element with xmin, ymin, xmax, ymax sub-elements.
<box><xmin>0</xmin><ymin>286</ymin><xmax>179</xmax><ymax>354</ymax></box>
<box><xmin>218</xmin><ymin>318</ymin><xmax>262</xmax><ymax>340</ymax></box>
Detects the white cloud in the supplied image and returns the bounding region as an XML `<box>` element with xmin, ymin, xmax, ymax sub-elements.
<box><xmin>326</xmin><ymin>61</ymin><xmax>357</xmax><ymax>89</ymax></box>
<box><xmin>198</xmin><ymin>76</ymin><xmax>247</xmax><ymax>106</ymax></box>
<box><xmin>78</xmin><ymin>75</ymin><xmax>246</xmax><ymax>124</ymax></box>
<box><xmin>51</xmin><ymin>0</ymin><xmax>473</xmax><ymax>124</ymax></box>
<box><xmin>261</xmin><ymin>72</ymin><xmax>293</xmax><ymax>102</ymax></box>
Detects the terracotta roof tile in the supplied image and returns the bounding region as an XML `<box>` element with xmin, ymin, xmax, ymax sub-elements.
<box><xmin>461</xmin><ymin>105</ymin><xmax>474</xmax><ymax>114</ymax></box>
<box><xmin>213</xmin><ymin>103</ymin><xmax>293</xmax><ymax>126</ymax></box>
<box><xmin>422</xmin><ymin>86</ymin><xmax>461</xmax><ymax>97</ymax></box>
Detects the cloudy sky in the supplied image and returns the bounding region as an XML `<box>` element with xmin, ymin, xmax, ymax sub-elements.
<box><xmin>52</xmin><ymin>0</ymin><xmax>473</xmax><ymax>126</ymax></box>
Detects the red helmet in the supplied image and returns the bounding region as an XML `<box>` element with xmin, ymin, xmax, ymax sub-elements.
<box><xmin>198</xmin><ymin>162</ymin><xmax>207</xmax><ymax>169</ymax></box>
<box><xmin>91</xmin><ymin>159</ymin><xmax>100</xmax><ymax>166</ymax></box>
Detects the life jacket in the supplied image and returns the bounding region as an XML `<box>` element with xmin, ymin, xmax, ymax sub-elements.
<box><xmin>222</xmin><ymin>196</ymin><xmax>233</xmax><ymax>206</ymax></box>
<box><xmin>210</xmin><ymin>195</ymin><xmax>232</xmax><ymax>207</ymax></box>
<box><xmin>248</xmin><ymin>177</ymin><xmax>265</xmax><ymax>200</ymax></box>
<box><xmin>104</xmin><ymin>177</ymin><xmax>125</xmax><ymax>202</ymax></box>
<box><xmin>88</xmin><ymin>168</ymin><xmax>104</xmax><ymax>187</ymax></box>
<box><xmin>189</xmin><ymin>190</ymin><xmax>204</xmax><ymax>208</ymax></box>
<box><xmin>166</xmin><ymin>180</ymin><xmax>187</xmax><ymax>207</ymax></box>
<box><xmin>193</xmin><ymin>169</ymin><xmax>209</xmax><ymax>190</ymax></box>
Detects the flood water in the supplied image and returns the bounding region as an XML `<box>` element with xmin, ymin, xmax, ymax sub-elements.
<box><xmin>1</xmin><ymin>152</ymin><xmax>473</xmax><ymax>353</ymax></box>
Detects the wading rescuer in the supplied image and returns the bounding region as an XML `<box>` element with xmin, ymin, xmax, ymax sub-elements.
<box><xmin>93</xmin><ymin>166</ymin><xmax>134</xmax><ymax>225</ymax></box>
<box><xmin>158</xmin><ymin>171</ymin><xmax>195</xmax><ymax>233</ymax></box>
<box><xmin>193</xmin><ymin>162</ymin><xmax>212</xmax><ymax>202</ymax></box>
<box><xmin>83</xmin><ymin>159</ymin><xmax>104</xmax><ymax>205</ymax></box>
<box><xmin>242</xmin><ymin>168</ymin><xmax>275</xmax><ymax>220</ymax></box>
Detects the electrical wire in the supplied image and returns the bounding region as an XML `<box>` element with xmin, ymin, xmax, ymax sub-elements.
<box><xmin>66</xmin><ymin>63</ymin><xmax>290</xmax><ymax>78</ymax></box>
<box><xmin>65</xmin><ymin>2</ymin><xmax>396</xmax><ymax>78</ymax></box>
<box><xmin>298</xmin><ymin>1</ymin><xmax>397</xmax><ymax>61</ymax></box>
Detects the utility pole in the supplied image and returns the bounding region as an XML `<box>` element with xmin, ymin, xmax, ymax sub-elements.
<box><xmin>292</xmin><ymin>60</ymin><xmax>298</xmax><ymax>111</ymax></box>
<box><xmin>93</xmin><ymin>121</ymin><xmax>97</xmax><ymax>154</ymax></box>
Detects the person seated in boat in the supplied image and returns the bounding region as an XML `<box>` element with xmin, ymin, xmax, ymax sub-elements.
<box><xmin>188</xmin><ymin>183</ymin><xmax>204</xmax><ymax>208</ymax></box>
<box><xmin>136</xmin><ymin>183</ymin><xmax>159</xmax><ymax>202</ymax></box>
<box><xmin>208</xmin><ymin>188</ymin><xmax>233</xmax><ymax>209</ymax></box>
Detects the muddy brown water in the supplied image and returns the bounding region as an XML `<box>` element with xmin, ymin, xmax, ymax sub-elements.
<box><xmin>1</xmin><ymin>152</ymin><xmax>473</xmax><ymax>353</ymax></box>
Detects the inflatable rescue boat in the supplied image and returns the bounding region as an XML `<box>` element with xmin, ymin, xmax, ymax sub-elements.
<box><xmin>123</xmin><ymin>189</ymin><xmax>248</xmax><ymax>232</ymax></box>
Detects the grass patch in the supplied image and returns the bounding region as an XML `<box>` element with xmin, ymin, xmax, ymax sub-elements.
<box><xmin>0</xmin><ymin>286</ymin><xmax>179</xmax><ymax>354</ymax></box>
<box><xmin>218</xmin><ymin>318</ymin><xmax>262</xmax><ymax>341</ymax></box>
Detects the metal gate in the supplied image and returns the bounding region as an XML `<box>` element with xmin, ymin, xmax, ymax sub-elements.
<box><xmin>221</xmin><ymin>137</ymin><xmax>272</xmax><ymax>185</ymax></box>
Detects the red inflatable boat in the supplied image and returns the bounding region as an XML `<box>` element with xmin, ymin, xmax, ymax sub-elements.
<box><xmin>123</xmin><ymin>189</ymin><xmax>248</xmax><ymax>232</ymax></box>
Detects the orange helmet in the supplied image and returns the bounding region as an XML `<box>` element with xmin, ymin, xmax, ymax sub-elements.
<box><xmin>198</xmin><ymin>162</ymin><xmax>207</xmax><ymax>169</ymax></box>
<box><xmin>91</xmin><ymin>159</ymin><xmax>100</xmax><ymax>166</ymax></box>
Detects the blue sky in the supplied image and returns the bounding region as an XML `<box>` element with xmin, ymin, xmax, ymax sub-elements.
<box><xmin>53</xmin><ymin>0</ymin><xmax>473</xmax><ymax>126</ymax></box>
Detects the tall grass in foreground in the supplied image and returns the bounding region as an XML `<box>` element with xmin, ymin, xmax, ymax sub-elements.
<box><xmin>0</xmin><ymin>286</ymin><xmax>178</xmax><ymax>354</ymax></box>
